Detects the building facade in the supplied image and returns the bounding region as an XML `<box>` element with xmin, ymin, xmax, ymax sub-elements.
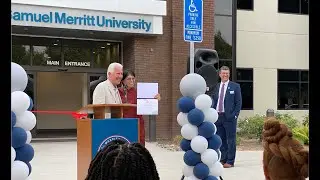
<box><xmin>12</xmin><ymin>0</ymin><xmax>307</xmax><ymax>139</ymax></box>
<box><xmin>11</xmin><ymin>0</ymin><xmax>214</xmax><ymax>139</ymax></box>
<box><xmin>236</xmin><ymin>0</ymin><xmax>309</xmax><ymax>120</ymax></box>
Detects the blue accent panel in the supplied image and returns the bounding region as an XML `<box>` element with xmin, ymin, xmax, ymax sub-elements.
<box><xmin>91</xmin><ymin>118</ymin><xmax>139</xmax><ymax>158</ymax></box>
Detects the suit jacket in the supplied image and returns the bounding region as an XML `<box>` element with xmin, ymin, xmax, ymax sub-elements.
<box><xmin>92</xmin><ymin>79</ymin><xmax>122</xmax><ymax>104</ymax></box>
<box><xmin>212</xmin><ymin>81</ymin><xmax>242</xmax><ymax>120</ymax></box>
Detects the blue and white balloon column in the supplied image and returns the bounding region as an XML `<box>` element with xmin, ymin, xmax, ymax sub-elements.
<box><xmin>177</xmin><ymin>73</ymin><xmax>223</xmax><ymax>180</ymax></box>
<box><xmin>11</xmin><ymin>62</ymin><xmax>36</xmax><ymax>180</ymax></box>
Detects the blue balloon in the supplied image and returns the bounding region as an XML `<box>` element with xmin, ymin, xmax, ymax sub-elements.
<box><xmin>26</xmin><ymin>161</ymin><xmax>32</xmax><ymax>175</ymax></box>
<box><xmin>28</xmin><ymin>97</ymin><xmax>33</xmax><ymax>111</ymax></box>
<box><xmin>208</xmin><ymin>134</ymin><xmax>222</xmax><ymax>150</ymax></box>
<box><xmin>193</xmin><ymin>163</ymin><xmax>210</xmax><ymax>179</ymax></box>
<box><xmin>180</xmin><ymin>139</ymin><xmax>191</xmax><ymax>152</ymax></box>
<box><xmin>199</xmin><ymin>122</ymin><xmax>216</xmax><ymax>138</ymax></box>
<box><xmin>11</xmin><ymin>111</ymin><xmax>16</xmax><ymax>127</ymax></box>
<box><xmin>187</xmin><ymin>108</ymin><xmax>204</xmax><ymax>126</ymax></box>
<box><xmin>177</xmin><ymin>97</ymin><xmax>195</xmax><ymax>113</ymax></box>
<box><xmin>204</xmin><ymin>176</ymin><xmax>219</xmax><ymax>180</ymax></box>
<box><xmin>15</xmin><ymin>144</ymin><xmax>35</xmax><ymax>163</ymax></box>
<box><xmin>183</xmin><ymin>150</ymin><xmax>201</xmax><ymax>166</ymax></box>
<box><xmin>12</xmin><ymin>127</ymin><xmax>27</xmax><ymax>149</ymax></box>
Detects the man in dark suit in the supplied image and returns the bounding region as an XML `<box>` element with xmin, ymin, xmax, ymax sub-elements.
<box><xmin>212</xmin><ymin>66</ymin><xmax>242</xmax><ymax>168</ymax></box>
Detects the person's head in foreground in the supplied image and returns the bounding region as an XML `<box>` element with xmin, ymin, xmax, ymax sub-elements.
<box><xmin>262</xmin><ymin>117</ymin><xmax>309</xmax><ymax>180</ymax></box>
<box><xmin>107</xmin><ymin>63</ymin><xmax>123</xmax><ymax>86</ymax></box>
<box><xmin>85</xmin><ymin>139</ymin><xmax>160</xmax><ymax>180</ymax></box>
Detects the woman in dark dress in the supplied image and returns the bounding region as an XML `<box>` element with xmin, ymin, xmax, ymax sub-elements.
<box><xmin>118</xmin><ymin>70</ymin><xmax>160</xmax><ymax>146</ymax></box>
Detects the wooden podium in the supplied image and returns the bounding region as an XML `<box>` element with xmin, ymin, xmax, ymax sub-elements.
<box><xmin>76</xmin><ymin>104</ymin><xmax>139</xmax><ymax>180</ymax></box>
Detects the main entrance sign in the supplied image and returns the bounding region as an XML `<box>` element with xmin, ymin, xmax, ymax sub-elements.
<box><xmin>46</xmin><ymin>61</ymin><xmax>91</xmax><ymax>67</ymax></box>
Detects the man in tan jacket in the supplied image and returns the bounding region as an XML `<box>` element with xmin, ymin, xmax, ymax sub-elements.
<box><xmin>93</xmin><ymin>62</ymin><xmax>123</xmax><ymax>105</ymax></box>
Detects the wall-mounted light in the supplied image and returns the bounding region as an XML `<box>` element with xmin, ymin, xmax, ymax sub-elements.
<box><xmin>107</xmin><ymin>43</ymin><xmax>111</xmax><ymax>46</ymax></box>
<box><xmin>53</xmin><ymin>43</ymin><xmax>58</xmax><ymax>46</ymax></box>
<box><xmin>101</xmin><ymin>46</ymin><xmax>105</xmax><ymax>49</ymax></box>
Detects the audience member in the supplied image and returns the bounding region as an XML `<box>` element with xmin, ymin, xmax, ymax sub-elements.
<box><xmin>85</xmin><ymin>140</ymin><xmax>160</xmax><ymax>180</ymax></box>
<box><xmin>262</xmin><ymin>117</ymin><xmax>309</xmax><ymax>180</ymax></box>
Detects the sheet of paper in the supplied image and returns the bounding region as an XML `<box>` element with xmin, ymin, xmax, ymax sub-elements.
<box><xmin>137</xmin><ymin>83</ymin><xmax>158</xmax><ymax>99</ymax></box>
<box><xmin>137</xmin><ymin>99</ymin><xmax>158</xmax><ymax>115</ymax></box>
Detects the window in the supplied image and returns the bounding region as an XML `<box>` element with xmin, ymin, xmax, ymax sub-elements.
<box><xmin>278</xmin><ymin>0</ymin><xmax>308</xmax><ymax>15</ymax></box>
<box><xmin>214</xmin><ymin>0</ymin><xmax>235</xmax><ymax>80</ymax></box>
<box><xmin>31</xmin><ymin>37</ymin><xmax>62</xmax><ymax>66</ymax></box>
<box><xmin>237</xmin><ymin>0</ymin><xmax>254</xmax><ymax>10</ymax></box>
<box><xmin>11</xmin><ymin>36</ymin><xmax>122</xmax><ymax>68</ymax></box>
<box><xmin>236</xmin><ymin>68</ymin><xmax>253</xmax><ymax>110</ymax></box>
<box><xmin>12</xmin><ymin>36</ymin><xmax>31</xmax><ymax>65</ymax></box>
<box><xmin>278</xmin><ymin>70</ymin><xmax>309</xmax><ymax>110</ymax></box>
<box><xmin>62</xmin><ymin>39</ymin><xmax>93</xmax><ymax>67</ymax></box>
<box><xmin>92</xmin><ymin>42</ymin><xmax>121</xmax><ymax>69</ymax></box>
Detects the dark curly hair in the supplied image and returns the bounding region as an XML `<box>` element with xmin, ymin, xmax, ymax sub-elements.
<box><xmin>262</xmin><ymin>117</ymin><xmax>309</xmax><ymax>180</ymax></box>
<box><xmin>85</xmin><ymin>139</ymin><xmax>159</xmax><ymax>180</ymax></box>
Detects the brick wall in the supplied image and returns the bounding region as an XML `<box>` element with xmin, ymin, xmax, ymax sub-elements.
<box><xmin>123</xmin><ymin>0</ymin><xmax>214</xmax><ymax>140</ymax></box>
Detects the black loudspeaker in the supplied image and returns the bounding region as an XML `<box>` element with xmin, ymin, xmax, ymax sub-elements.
<box><xmin>187</xmin><ymin>48</ymin><xmax>219</xmax><ymax>96</ymax></box>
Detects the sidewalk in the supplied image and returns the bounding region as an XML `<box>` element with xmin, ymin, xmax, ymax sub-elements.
<box><xmin>147</xmin><ymin>143</ymin><xmax>265</xmax><ymax>180</ymax></box>
<box><xmin>27</xmin><ymin>141</ymin><xmax>267</xmax><ymax>180</ymax></box>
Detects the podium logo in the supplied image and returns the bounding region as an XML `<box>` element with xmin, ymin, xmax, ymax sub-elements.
<box><xmin>98</xmin><ymin>135</ymin><xmax>130</xmax><ymax>151</ymax></box>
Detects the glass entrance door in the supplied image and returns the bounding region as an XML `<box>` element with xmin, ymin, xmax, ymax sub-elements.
<box><xmin>88</xmin><ymin>74</ymin><xmax>107</xmax><ymax>104</ymax></box>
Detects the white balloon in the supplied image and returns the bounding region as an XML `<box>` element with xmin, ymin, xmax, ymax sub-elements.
<box><xmin>203</xmin><ymin>108</ymin><xmax>219</xmax><ymax>124</ymax></box>
<box><xmin>195</xmin><ymin>94</ymin><xmax>212</xmax><ymax>110</ymax></box>
<box><xmin>11</xmin><ymin>160</ymin><xmax>29</xmax><ymax>180</ymax></box>
<box><xmin>15</xmin><ymin>111</ymin><xmax>37</xmax><ymax>131</ymax></box>
<box><xmin>181</xmin><ymin>124</ymin><xmax>199</xmax><ymax>140</ymax></box>
<box><xmin>209</xmin><ymin>162</ymin><xmax>224</xmax><ymax>177</ymax></box>
<box><xmin>180</xmin><ymin>73</ymin><xmax>207</xmax><ymax>99</ymax></box>
<box><xmin>11</xmin><ymin>91</ymin><xmax>30</xmax><ymax>115</ymax></box>
<box><xmin>201</xmin><ymin>149</ymin><xmax>219</xmax><ymax>167</ymax></box>
<box><xmin>26</xmin><ymin>131</ymin><xmax>32</xmax><ymax>144</ymax></box>
<box><xmin>191</xmin><ymin>136</ymin><xmax>208</xmax><ymax>154</ymax></box>
<box><xmin>11</xmin><ymin>147</ymin><xmax>16</xmax><ymax>166</ymax></box>
<box><xmin>177</xmin><ymin>112</ymin><xmax>189</xmax><ymax>126</ymax></box>
<box><xmin>183</xmin><ymin>164</ymin><xmax>194</xmax><ymax>177</ymax></box>
<box><xmin>11</xmin><ymin>62</ymin><xmax>28</xmax><ymax>92</ymax></box>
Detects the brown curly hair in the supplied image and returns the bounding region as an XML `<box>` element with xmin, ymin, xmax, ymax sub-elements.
<box><xmin>262</xmin><ymin>117</ymin><xmax>309</xmax><ymax>180</ymax></box>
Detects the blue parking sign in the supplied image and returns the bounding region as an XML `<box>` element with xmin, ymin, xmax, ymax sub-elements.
<box><xmin>184</xmin><ymin>0</ymin><xmax>203</xmax><ymax>42</ymax></box>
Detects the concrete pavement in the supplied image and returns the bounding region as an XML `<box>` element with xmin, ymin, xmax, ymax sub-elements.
<box><xmin>28</xmin><ymin>141</ymin><xmax>265</xmax><ymax>180</ymax></box>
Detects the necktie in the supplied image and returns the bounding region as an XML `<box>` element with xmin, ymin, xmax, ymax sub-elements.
<box><xmin>218</xmin><ymin>83</ymin><xmax>225</xmax><ymax>112</ymax></box>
